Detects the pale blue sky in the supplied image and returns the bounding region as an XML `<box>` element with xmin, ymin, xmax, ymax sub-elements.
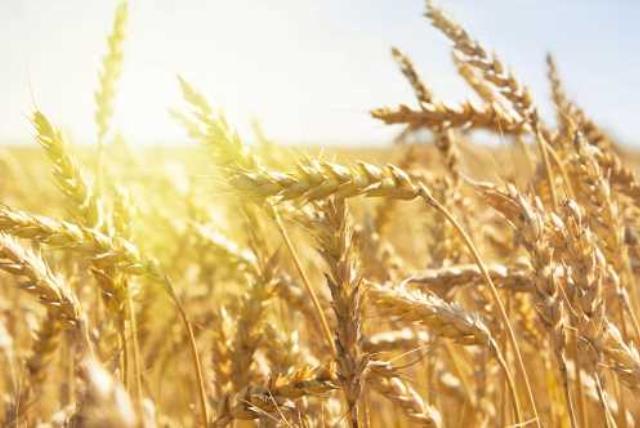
<box><xmin>1</xmin><ymin>1</ymin><xmax>639</xmax><ymax>146</ymax></box>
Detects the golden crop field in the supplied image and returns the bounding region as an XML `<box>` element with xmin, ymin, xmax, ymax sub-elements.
<box><xmin>2</xmin><ymin>1</ymin><xmax>640</xmax><ymax>427</ymax></box>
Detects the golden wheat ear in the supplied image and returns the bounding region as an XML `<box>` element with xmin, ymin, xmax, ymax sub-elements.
<box><xmin>95</xmin><ymin>1</ymin><xmax>128</xmax><ymax>146</ymax></box>
<box><xmin>32</xmin><ymin>111</ymin><xmax>102</xmax><ymax>228</ymax></box>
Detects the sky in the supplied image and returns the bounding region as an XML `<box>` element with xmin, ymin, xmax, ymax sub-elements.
<box><xmin>1</xmin><ymin>0</ymin><xmax>639</xmax><ymax>146</ymax></box>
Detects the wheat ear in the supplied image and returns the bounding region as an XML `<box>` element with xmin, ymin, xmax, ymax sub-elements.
<box><xmin>368</xmin><ymin>282</ymin><xmax>522</xmax><ymax>421</ymax></box>
<box><xmin>33</xmin><ymin>111</ymin><xmax>101</xmax><ymax>228</ymax></box>
<box><xmin>95</xmin><ymin>0</ymin><xmax>127</xmax><ymax>144</ymax></box>
<box><xmin>426</xmin><ymin>0</ymin><xmax>557</xmax><ymax>214</ymax></box>
<box><xmin>311</xmin><ymin>198</ymin><xmax>367</xmax><ymax>427</ymax></box>
<box><xmin>0</xmin><ymin>234</ymin><xmax>91</xmax><ymax>423</ymax></box>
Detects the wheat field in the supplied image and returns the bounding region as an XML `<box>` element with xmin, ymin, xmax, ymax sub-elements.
<box><xmin>1</xmin><ymin>1</ymin><xmax>640</xmax><ymax>427</ymax></box>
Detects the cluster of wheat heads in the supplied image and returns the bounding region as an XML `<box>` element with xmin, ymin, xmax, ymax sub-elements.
<box><xmin>2</xmin><ymin>0</ymin><xmax>640</xmax><ymax>427</ymax></box>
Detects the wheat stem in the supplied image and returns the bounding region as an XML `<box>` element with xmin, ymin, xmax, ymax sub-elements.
<box><xmin>271</xmin><ymin>206</ymin><xmax>337</xmax><ymax>357</ymax></box>
<box><xmin>157</xmin><ymin>273</ymin><xmax>209</xmax><ymax>427</ymax></box>
<box><xmin>572</xmin><ymin>331</ymin><xmax>588</xmax><ymax>428</ymax></box>
<box><xmin>126</xmin><ymin>286</ymin><xmax>144</xmax><ymax>412</ymax></box>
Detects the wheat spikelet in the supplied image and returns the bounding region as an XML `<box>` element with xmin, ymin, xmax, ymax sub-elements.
<box><xmin>557</xmin><ymin>200</ymin><xmax>614</xmax><ymax>422</ymax></box>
